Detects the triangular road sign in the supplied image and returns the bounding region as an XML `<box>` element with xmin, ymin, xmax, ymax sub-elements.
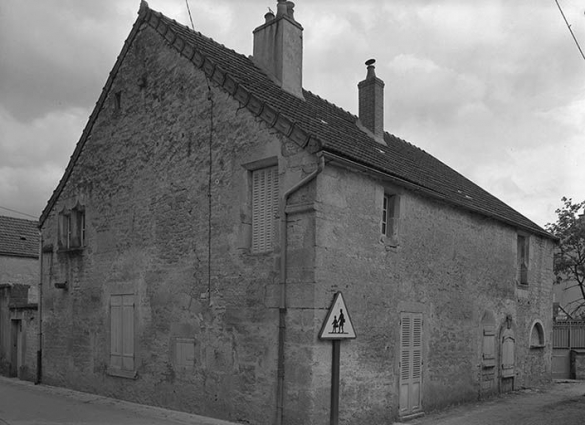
<box><xmin>319</xmin><ymin>292</ymin><xmax>356</xmax><ymax>340</ymax></box>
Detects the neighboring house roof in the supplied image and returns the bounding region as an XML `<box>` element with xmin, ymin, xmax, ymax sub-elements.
<box><xmin>0</xmin><ymin>216</ymin><xmax>39</xmax><ymax>258</ymax></box>
<box><xmin>40</xmin><ymin>2</ymin><xmax>554</xmax><ymax>240</ymax></box>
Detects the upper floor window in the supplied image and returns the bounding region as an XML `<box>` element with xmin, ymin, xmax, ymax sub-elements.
<box><xmin>58</xmin><ymin>205</ymin><xmax>85</xmax><ymax>250</ymax></box>
<box><xmin>251</xmin><ymin>166</ymin><xmax>279</xmax><ymax>253</ymax></box>
<box><xmin>382</xmin><ymin>194</ymin><xmax>400</xmax><ymax>246</ymax></box>
<box><xmin>517</xmin><ymin>234</ymin><xmax>529</xmax><ymax>285</ymax></box>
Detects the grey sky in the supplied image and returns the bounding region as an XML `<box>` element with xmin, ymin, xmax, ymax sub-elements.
<box><xmin>0</xmin><ymin>0</ymin><xmax>583</xmax><ymax>226</ymax></box>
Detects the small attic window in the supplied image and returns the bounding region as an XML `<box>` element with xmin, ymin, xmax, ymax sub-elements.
<box><xmin>114</xmin><ymin>91</ymin><xmax>122</xmax><ymax>111</ymax></box>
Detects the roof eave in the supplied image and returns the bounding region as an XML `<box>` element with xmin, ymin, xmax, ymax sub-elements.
<box><xmin>322</xmin><ymin>150</ymin><xmax>557</xmax><ymax>241</ymax></box>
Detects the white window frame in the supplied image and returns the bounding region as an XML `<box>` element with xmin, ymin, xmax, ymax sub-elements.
<box><xmin>381</xmin><ymin>193</ymin><xmax>400</xmax><ymax>247</ymax></box>
<box><xmin>517</xmin><ymin>234</ymin><xmax>529</xmax><ymax>285</ymax></box>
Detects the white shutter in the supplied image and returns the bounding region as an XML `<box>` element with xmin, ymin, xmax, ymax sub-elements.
<box><xmin>400</xmin><ymin>312</ymin><xmax>422</xmax><ymax>415</ymax></box>
<box><xmin>252</xmin><ymin>166</ymin><xmax>279</xmax><ymax>253</ymax></box>
<box><xmin>110</xmin><ymin>295</ymin><xmax>122</xmax><ymax>369</ymax></box>
<box><xmin>122</xmin><ymin>295</ymin><xmax>135</xmax><ymax>371</ymax></box>
<box><xmin>110</xmin><ymin>294</ymin><xmax>135</xmax><ymax>371</ymax></box>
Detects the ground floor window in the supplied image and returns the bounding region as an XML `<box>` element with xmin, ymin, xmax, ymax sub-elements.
<box><xmin>109</xmin><ymin>294</ymin><xmax>136</xmax><ymax>378</ymax></box>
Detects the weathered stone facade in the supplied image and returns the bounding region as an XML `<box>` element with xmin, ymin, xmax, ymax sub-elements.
<box><xmin>38</xmin><ymin>4</ymin><xmax>555</xmax><ymax>425</ymax></box>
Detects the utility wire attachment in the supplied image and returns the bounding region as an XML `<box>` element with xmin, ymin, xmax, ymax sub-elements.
<box><xmin>0</xmin><ymin>205</ymin><xmax>37</xmax><ymax>219</ymax></box>
<box><xmin>554</xmin><ymin>0</ymin><xmax>585</xmax><ymax>61</ymax></box>
<box><xmin>185</xmin><ymin>0</ymin><xmax>195</xmax><ymax>30</ymax></box>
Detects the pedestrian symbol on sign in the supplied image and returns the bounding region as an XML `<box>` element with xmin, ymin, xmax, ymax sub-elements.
<box><xmin>319</xmin><ymin>293</ymin><xmax>356</xmax><ymax>340</ymax></box>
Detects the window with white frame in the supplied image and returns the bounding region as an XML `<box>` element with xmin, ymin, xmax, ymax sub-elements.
<box><xmin>517</xmin><ymin>234</ymin><xmax>529</xmax><ymax>285</ymax></box>
<box><xmin>251</xmin><ymin>166</ymin><xmax>279</xmax><ymax>253</ymax></box>
<box><xmin>382</xmin><ymin>194</ymin><xmax>400</xmax><ymax>245</ymax></box>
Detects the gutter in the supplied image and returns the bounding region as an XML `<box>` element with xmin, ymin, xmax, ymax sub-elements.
<box><xmin>322</xmin><ymin>150</ymin><xmax>557</xmax><ymax>241</ymax></box>
<box><xmin>36</xmin><ymin>229</ymin><xmax>43</xmax><ymax>384</ymax></box>
<box><xmin>276</xmin><ymin>154</ymin><xmax>325</xmax><ymax>425</ymax></box>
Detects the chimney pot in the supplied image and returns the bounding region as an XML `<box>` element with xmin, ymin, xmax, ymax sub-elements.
<box><xmin>365</xmin><ymin>59</ymin><xmax>377</xmax><ymax>79</ymax></box>
<box><xmin>276</xmin><ymin>0</ymin><xmax>288</xmax><ymax>18</ymax></box>
<box><xmin>265</xmin><ymin>10</ymin><xmax>275</xmax><ymax>23</ymax></box>
<box><xmin>286</xmin><ymin>1</ymin><xmax>296</xmax><ymax>20</ymax></box>
<box><xmin>253</xmin><ymin>1</ymin><xmax>304</xmax><ymax>99</ymax></box>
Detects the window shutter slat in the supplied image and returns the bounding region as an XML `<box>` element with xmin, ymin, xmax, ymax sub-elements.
<box><xmin>252</xmin><ymin>166</ymin><xmax>278</xmax><ymax>253</ymax></box>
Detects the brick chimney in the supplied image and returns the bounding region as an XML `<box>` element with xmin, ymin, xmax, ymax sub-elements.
<box><xmin>253</xmin><ymin>1</ymin><xmax>304</xmax><ymax>99</ymax></box>
<box><xmin>358</xmin><ymin>59</ymin><xmax>385</xmax><ymax>139</ymax></box>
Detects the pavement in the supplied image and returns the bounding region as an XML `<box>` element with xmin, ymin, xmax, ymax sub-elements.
<box><xmin>1</xmin><ymin>376</ymin><xmax>585</xmax><ymax>424</ymax></box>
<box><xmin>396</xmin><ymin>380</ymin><xmax>585</xmax><ymax>425</ymax></box>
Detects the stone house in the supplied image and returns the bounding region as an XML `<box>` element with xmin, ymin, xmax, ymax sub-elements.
<box><xmin>0</xmin><ymin>215</ymin><xmax>39</xmax><ymax>380</ymax></box>
<box><xmin>38</xmin><ymin>2</ymin><xmax>556</xmax><ymax>424</ymax></box>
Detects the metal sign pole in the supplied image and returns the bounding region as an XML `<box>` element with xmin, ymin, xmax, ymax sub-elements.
<box><xmin>330</xmin><ymin>339</ymin><xmax>340</xmax><ymax>425</ymax></box>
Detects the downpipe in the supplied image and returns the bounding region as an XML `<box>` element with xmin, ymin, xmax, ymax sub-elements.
<box><xmin>276</xmin><ymin>153</ymin><xmax>324</xmax><ymax>425</ymax></box>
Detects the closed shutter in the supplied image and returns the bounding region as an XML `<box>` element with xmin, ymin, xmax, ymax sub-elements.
<box><xmin>252</xmin><ymin>166</ymin><xmax>279</xmax><ymax>253</ymax></box>
<box><xmin>58</xmin><ymin>213</ymin><xmax>70</xmax><ymax>249</ymax></box>
<box><xmin>110</xmin><ymin>295</ymin><xmax>122</xmax><ymax>369</ymax></box>
<box><xmin>110</xmin><ymin>294</ymin><xmax>135</xmax><ymax>371</ymax></box>
<box><xmin>501</xmin><ymin>336</ymin><xmax>515</xmax><ymax>378</ymax></box>
<box><xmin>400</xmin><ymin>312</ymin><xmax>422</xmax><ymax>415</ymax></box>
<box><xmin>483</xmin><ymin>326</ymin><xmax>495</xmax><ymax>366</ymax></box>
<box><xmin>122</xmin><ymin>295</ymin><xmax>135</xmax><ymax>370</ymax></box>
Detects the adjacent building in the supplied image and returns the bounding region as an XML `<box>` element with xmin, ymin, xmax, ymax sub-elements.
<box><xmin>38</xmin><ymin>2</ymin><xmax>556</xmax><ymax>424</ymax></box>
<box><xmin>0</xmin><ymin>215</ymin><xmax>39</xmax><ymax>380</ymax></box>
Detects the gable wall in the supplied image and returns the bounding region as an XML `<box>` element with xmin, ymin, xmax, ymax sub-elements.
<box><xmin>39</xmin><ymin>25</ymin><xmax>319</xmax><ymax>425</ymax></box>
<box><xmin>311</xmin><ymin>164</ymin><xmax>554</xmax><ymax>423</ymax></box>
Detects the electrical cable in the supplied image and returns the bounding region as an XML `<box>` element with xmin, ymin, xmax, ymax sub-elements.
<box><xmin>185</xmin><ymin>0</ymin><xmax>195</xmax><ymax>31</ymax></box>
<box><xmin>554</xmin><ymin>0</ymin><xmax>585</xmax><ymax>61</ymax></box>
<box><xmin>0</xmin><ymin>205</ymin><xmax>37</xmax><ymax>219</ymax></box>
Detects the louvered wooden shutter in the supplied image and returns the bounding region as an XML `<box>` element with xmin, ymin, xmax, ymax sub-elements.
<box><xmin>58</xmin><ymin>213</ymin><xmax>70</xmax><ymax>249</ymax></box>
<box><xmin>111</xmin><ymin>295</ymin><xmax>135</xmax><ymax>371</ymax></box>
<box><xmin>70</xmin><ymin>210</ymin><xmax>82</xmax><ymax>248</ymax></box>
<box><xmin>122</xmin><ymin>295</ymin><xmax>135</xmax><ymax>370</ymax></box>
<box><xmin>110</xmin><ymin>295</ymin><xmax>122</xmax><ymax>369</ymax></box>
<box><xmin>252</xmin><ymin>166</ymin><xmax>279</xmax><ymax>253</ymax></box>
<box><xmin>400</xmin><ymin>312</ymin><xmax>422</xmax><ymax>414</ymax></box>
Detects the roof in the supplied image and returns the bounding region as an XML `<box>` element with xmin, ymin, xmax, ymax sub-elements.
<box><xmin>0</xmin><ymin>216</ymin><xmax>39</xmax><ymax>258</ymax></box>
<box><xmin>40</xmin><ymin>2</ymin><xmax>554</xmax><ymax>240</ymax></box>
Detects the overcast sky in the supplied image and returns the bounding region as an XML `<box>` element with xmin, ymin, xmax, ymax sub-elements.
<box><xmin>0</xmin><ymin>0</ymin><xmax>583</xmax><ymax>228</ymax></box>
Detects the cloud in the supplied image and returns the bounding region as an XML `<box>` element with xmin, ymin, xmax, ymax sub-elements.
<box><xmin>0</xmin><ymin>105</ymin><xmax>86</xmax><ymax>217</ymax></box>
<box><xmin>0</xmin><ymin>0</ymin><xmax>135</xmax><ymax>123</ymax></box>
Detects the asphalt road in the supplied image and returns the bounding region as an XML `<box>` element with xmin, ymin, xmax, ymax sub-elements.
<box><xmin>2</xmin><ymin>376</ymin><xmax>585</xmax><ymax>425</ymax></box>
<box><xmin>0</xmin><ymin>377</ymin><xmax>237</xmax><ymax>425</ymax></box>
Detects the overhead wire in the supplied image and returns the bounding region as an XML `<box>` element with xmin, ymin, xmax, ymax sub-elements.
<box><xmin>185</xmin><ymin>0</ymin><xmax>195</xmax><ymax>31</ymax></box>
<box><xmin>554</xmin><ymin>0</ymin><xmax>585</xmax><ymax>61</ymax></box>
<box><xmin>0</xmin><ymin>205</ymin><xmax>37</xmax><ymax>219</ymax></box>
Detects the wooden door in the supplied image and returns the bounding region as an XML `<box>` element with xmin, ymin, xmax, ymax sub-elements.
<box><xmin>500</xmin><ymin>329</ymin><xmax>515</xmax><ymax>392</ymax></box>
<box><xmin>399</xmin><ymin>312</ymin><xmax>422</xmax><ymax>416</ymax></box>
<box><xmin>9</xmin><ymin>320</ymin><xmax>20</xmax><ymax>377</ymax></box>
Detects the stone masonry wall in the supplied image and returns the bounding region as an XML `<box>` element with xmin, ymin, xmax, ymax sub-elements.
<box><xmin>40</xmin><ymin>25</ymin><xmax>319</xmax><ymax>425</ymax></box>
<box><xmin>309</xmin><ymin>165</ymin><xmax>554</xmax><ymax>424</ymax></box>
